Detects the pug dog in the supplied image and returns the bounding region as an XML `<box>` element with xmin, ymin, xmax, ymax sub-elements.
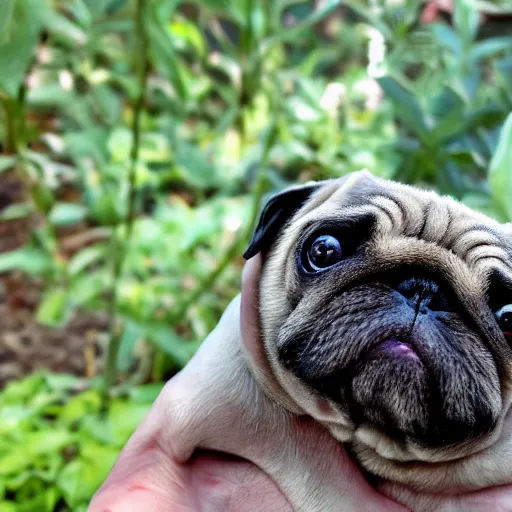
<box><xmin>167</xmin><ymin>170</ymin><xmax>512</xmax><ymax>511</ymax></box>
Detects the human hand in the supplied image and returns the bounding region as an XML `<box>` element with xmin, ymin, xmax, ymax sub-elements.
<box><xmin>89</xmin><ymin>255</ymin><xmax>512</xmax><ymax>512</ymax></box>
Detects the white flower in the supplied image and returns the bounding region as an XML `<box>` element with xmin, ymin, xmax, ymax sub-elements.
<box><xmin>366</xmin><ymin>26</ymin><xmax>386</xmax><ymax>78</ymax></box>
<box><xmin>59</xmin><ymin>70</ymin><xmax>74</xmax><ymax>90</ymax></box>
<box><xmin>225</xmin><ymin>215</ymin><xmax>242</xmax><ymax>233</ymax></box>
<box><xmin>353</xmin><ymin>78</ymin><xmax>383</xmax><ymax>111</ymax></box>
<box><xmin>320</xmin><ymin>83</ymin><xmax>346</xmax><ymax>116</ymax></box>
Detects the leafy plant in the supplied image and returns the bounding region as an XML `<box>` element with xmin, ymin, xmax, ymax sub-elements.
<box><xmin>0</xmin><ymin>372</ymin><xmax>163</xmax><ymax>511</ymax></box>
<box><xmin>1</xmin><ymin>0</ymin><xmax>512</xmax><ymax>508</ymax></box>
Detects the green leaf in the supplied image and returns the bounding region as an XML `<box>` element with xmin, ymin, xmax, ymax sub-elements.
<box><xmin>59</xmin><ymin>390</ymin><xmax>102</xmax><ymax>424</ymax></box>
<box><xmin>84</xmin><ymin>0</ymin><xmax>108</xmax><ymax>17</ymax></box>
<box><xmin>36</xmin><ymin>287</ymin><xmax>70</xmax><ymax>327</ymax></box>
<box><xmin>0</xmin><ymin>156</ymin><xmax>16</xmax><ymax>175</ymax></box>
<box><xmin>14</xmin><ymin>487</ymin><xmax>59</xmax><ymax>512</ymax></box>
<box><xmin>43</xmin><ymin>9</ymin><xmax>88</xmax><ymax>46</ymax></box>
<box><xmin>194</xmin><ymin>0</ymin><xmax>231</xmax><ymax>9</ymax></box>
<box><xmin>0</xmin><ymin>430</ymin><xmax>74</xmax><ymax>476</ymax></box>
<box><xmin>0</xmin><ymin>247</ymin><xmax>53</xmax><ymax>276</ymax></box>
<box><xmin>57</xmin><ymin>444</ymin><xmax>118</xmax><ymax>508</ymax></box>
<box><xmin>68</xmin><ymin>246</ymin><xmax>106</xmax><ymax>276</ymax></box>
<box><xmin>489</xmin><ymin>112</ymin><xmax>512</xmax><ymax>221</ymax></box>
<box><xmin>69</xmin><ymin>269</ymin><xmax>110</xmax><ymax>306</ymax></box>
<box><xmin>147</xmin><ymin>3</ymin><xmax>188</xmax><ymax>100</ymax></box>
<box><xmin>0</xmin><ymin>373</ymin><xmax>45</xmax><ymax>404</ymax></box>
<box><xmin>128</xmin><ymin>382</ymin><xmax>165</xmax><ymax>403</ymax></box>
<box><xmin>470</xmin><ymin>36</ymin><xmax>512</xmax><ymax>61</ymax></box>
<box><xmin>44</xmin><ymin>373</ymin><xmax>81</xmax><ymax>392</ymax></box>
<box><xmin>107</xmin><ymin>127</ymin><xmax>132</xmax><ymax>162</ymax></box>
<box><xmin>454</xmin><ymin>0</ymin><xmax>479</xmax><ymax>44</ymax></box>
<box><xmin>378</xmin><ymin>76</ymin><xmax>429</xmax><ymax>142</ymax></box>
<box><xmin>117</xmin><ymin>320</ymin><xmax>145</xmax><ymax>372</ymax></box>
<box><xmin>0</xmin><ymin>0</ymin><xmax>48</xmax><ymax>97</ymax></box>
<box><xmin>108</xmin><ymin>400</ymin><xmax>152</xmax><ymax>444</ymax></box>
<box><xmin>149</xmin><ymin>327</ymin><xmax>199</xmax><ymax>367</ymax></box>
<box><xmin>0</xmin><ymin>503</ymin><xmax>17</xmax><ymax>512</ymax></box>
<box><xmin>261</xmin><ymin>0</ymin><xmax>342</xmax><ymax>52</ymax></box>
<box><xmin>0</xmin><ymin>202</ymin><xmax>34</xmax><ymax>221</ymax></box>
<box><xmin>0</xmin><ymin>0</ymin><xmax>15</xmax><ymax>44</ymax></box>
<box><xmin>48</xmin><ymin>202</ymin><xmax>88</xmax><ymax>226</ymax></box>
<box><xmin>430</xmin><ymin>24</ymin><xmax>463</xmax><ymax>60</ymax></box>
<box><xmin>169</xmin><ymin>18</ymin><xmax>206</xmax><ymax>58</ymax></box>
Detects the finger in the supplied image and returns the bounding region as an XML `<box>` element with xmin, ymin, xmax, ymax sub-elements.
<box><xmin>89</xmin><ymin>379</ymin><xmax>293</xmax><ymax>512</ymax></box>
<box><xmin>187</xmin><ymin>451</ymin><xmax>293</xmax><ymax>512</ymax></box>
<box><xmin>88</xmin><ymin>392</ymin><xmax>181</xmax><ymax>511</ymax></box>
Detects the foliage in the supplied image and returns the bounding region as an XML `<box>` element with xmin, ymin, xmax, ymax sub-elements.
<box><xmin>0</xmin><ymin>372</ymin><xmax>162</xmax><ymax>510</ymax></box>
<box><xmin>1</xmin><ymin>0</ymin><xmax>512</xmax><ymax>508</ymax></box>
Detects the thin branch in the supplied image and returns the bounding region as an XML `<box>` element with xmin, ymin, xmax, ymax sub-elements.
<box><xmin>102</xmin><ymin>0</ymin><xmax>150</xmax><ymax>408</ymax></box>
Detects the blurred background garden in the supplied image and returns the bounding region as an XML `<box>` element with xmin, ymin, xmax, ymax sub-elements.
<box><xmin>1</xmin><ymin>0</ymin><xmax>512</xmax><ymax>509</ymax></box>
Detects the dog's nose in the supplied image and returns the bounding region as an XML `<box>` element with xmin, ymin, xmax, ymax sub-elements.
<box><xmin>395</xmin><ymin>276</ymin><xmax>451</xmax><ymax>313</ymax></box>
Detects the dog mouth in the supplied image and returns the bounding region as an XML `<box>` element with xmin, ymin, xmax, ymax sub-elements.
<box><xmin>369</xmin><ymin>338</ymin><xmax>421</xmax><ymax>363</ymax></box>
<box><xmin>277</xmin><ymin>286</ymin><xmax>502</xmax><ymax>452</ymax></box>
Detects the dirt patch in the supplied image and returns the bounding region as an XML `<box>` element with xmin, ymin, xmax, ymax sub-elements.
<box><xmin>0</xmin><ymin>173</ymin><xmax>108</xmax><ymax>387</ymax></box>
<box><xmin>0</xmin><ymin>272</ymin><xmax>108</xmax><ymax>388</ymax></box>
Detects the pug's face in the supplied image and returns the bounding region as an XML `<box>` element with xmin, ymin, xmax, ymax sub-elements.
<box><xmin>244</xmin><ymin>171</ymin><xmax>512</xmax><ymax>490</ymax></box>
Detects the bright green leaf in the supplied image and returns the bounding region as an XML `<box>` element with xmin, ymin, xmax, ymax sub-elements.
<box><xmin>454</xmin><ymin>0</ymin><xmax>480</xmax><ymax>44</ymax></box>
<box><xmin>0</xmin><ymin>202</ymin><xmax>34</xmax><ymax>221</ymax></box>
<box><xmin>489</xmin><ymin>112</ymin><xmax>512</xmax><ymax>221</ymax></box>
<box><xmin>49</xmin><ymin>202</ymin><xmax>88</xmax><ymax>226</ymax></box>
<box><xmin>0</xmin><ymin>0</ymin><xmax>48</xmax><ymax>97</ymax></box>
<box><xmin>0</xmin><ymin>431</ymin><xmax>74</xmax><ymax>476</ymax></box>
<box><xmin>68</xmin><ymin>246</ymin><xmax>107</xmax><ymax>276</ymax></box>
<box><xmin>59</xmin><ymin>390</ymin><xmax>102</xmax><ymax>424</ymax></box>
<box><xmin>149</xmin><ymin>327</ymin><xmax>199</xmax><ymax>367</ymax></box>
<box><xmin>0</xmin><ymin>502</ymin><xmax>16</xmax><ymax>512</ymax></box>
<box><xmin>169</xmin><ymin>18</ymin><xmax>206</xmax><ymax>57</ymax></box>
<box><xmin>0</xmin><ymin>156</ymin><xmax>16</xmax><ymax>175</ymax></box>
<box><xmin>36</xmin><ymin>287</ymin><xmax>70</xmax><ymax>327</ymax></box>
<box><xmin>0</xmin><ymin>0</ymin><xmax>15</xmax><ymax>44</ymax></box>
<box><xmin>128</xmin><ymin>382</ymin><xmax>165</xmax><ymax>403</ymax></box>
<box><xmin>57</xmin><ymin>444</ymin><xmax>118</xmax><ymax>508</ymax></box>
<box><xmin>0</xmin><ymin>247</ymin><xmax>53</xmax><ymax>276</ymax></box>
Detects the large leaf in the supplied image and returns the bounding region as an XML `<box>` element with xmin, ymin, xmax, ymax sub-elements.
<box><xmin>0</xmin><ymin>0</ymin><xmax>15</xmax><ymax>44</ymax></box>
<box><xmin>147</xmin><ymin>2</ymin><xmax>188</xmax><ymax>101</ymax></box>
<box><xmin>0</xmin><ymin>430</ymin><xmax>74</xmax><ymax>476</ymax></box>
<box><xmin>377</xmin><ymin>76</ymin><xmax>429</xmax><ymax>143</ymax></box>
<box><xmin>48</xmin><ymin>202</ymin><xmax>88</xmax><ymax>226</ymax></box>
<box><xmin>0</xmin><ymin>156</ymin><xmax>16</xmax><ymax>175</ymax></box>
<box><xmin>149</xmin><ymin>326</ymin><xmax>200</xmax><ymax>367</ymax></box>
<box><xmin>489</xmin><ymin>112</ymin><xmax>512</xmax><ymax>221</ymax></box>
<box><xmin>0</xmin><ymin>247</ymin><xmax>53</xmax><ymax>276</ymax></box>
<box><xmin>0</xmin><ymin>0</ymin><xmax>48</xmax><ymax>97</ymax></box>
<box><xmin>453</xmin><ymin>0</ymin><xmax>479</xmax><ymax>44</ymax></box>
<box><xmin>57</xmin><ymin>444</ymin><xmax>118</xmax><ymax>508</ymax></box>
<box><xmin>0</xmin><ymin>202</ymin><xmax>34</xmax><ymax>221</ymax></box>
<box><xmin>36</xmin><ymin>287</ymin><xmax>70</xmax><ymax>327</ymax></box>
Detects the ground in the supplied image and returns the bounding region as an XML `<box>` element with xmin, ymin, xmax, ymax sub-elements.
<box><xmin>0</xmin><ymin>172</ymin><xmax>108</xmax><ymax>387</ymax></box>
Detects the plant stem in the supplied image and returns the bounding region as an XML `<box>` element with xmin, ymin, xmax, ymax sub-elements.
<box><xmin>3</xmin><ymin>99</ymin><xmax>16</xmax><ymax>154</ymax></box>
<box><xmin>102</xmin><ymin>0</ymin><xmax>149</xmax><ymax>409</ymax></box>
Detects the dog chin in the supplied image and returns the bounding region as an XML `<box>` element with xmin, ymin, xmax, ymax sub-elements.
<box><xmin>315</xmin><ymin>404</ymin><xmax>512</xmax><ymax>494</ymax></box>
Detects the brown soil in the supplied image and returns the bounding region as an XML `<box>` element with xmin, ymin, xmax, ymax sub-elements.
<box><xmin>0</xmin><ymin>172</ymin><xmax>108</xmax><ymax>388</ymax></box>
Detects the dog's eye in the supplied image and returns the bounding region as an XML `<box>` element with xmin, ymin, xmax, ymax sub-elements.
<box><xmin>496</xmin><ymin>305</ymin><xmax>512</xmax><ymax>339</ymax></box>
<box><xmin>305</xmin><ymin>234</ymin><xmax>343</xmax><ymax>271</ymax></box>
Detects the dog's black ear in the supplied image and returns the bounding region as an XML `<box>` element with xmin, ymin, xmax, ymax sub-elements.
<box><xmin>243</xmin><ymin>182</ymin><xmax>322</xmax><ymax>260</ymax></box>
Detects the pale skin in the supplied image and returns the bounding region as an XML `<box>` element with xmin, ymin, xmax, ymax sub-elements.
<box><xmin>89</xmin><ymin>255</ymin><xmax>512</xmax><ymax>512</ymax></box>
